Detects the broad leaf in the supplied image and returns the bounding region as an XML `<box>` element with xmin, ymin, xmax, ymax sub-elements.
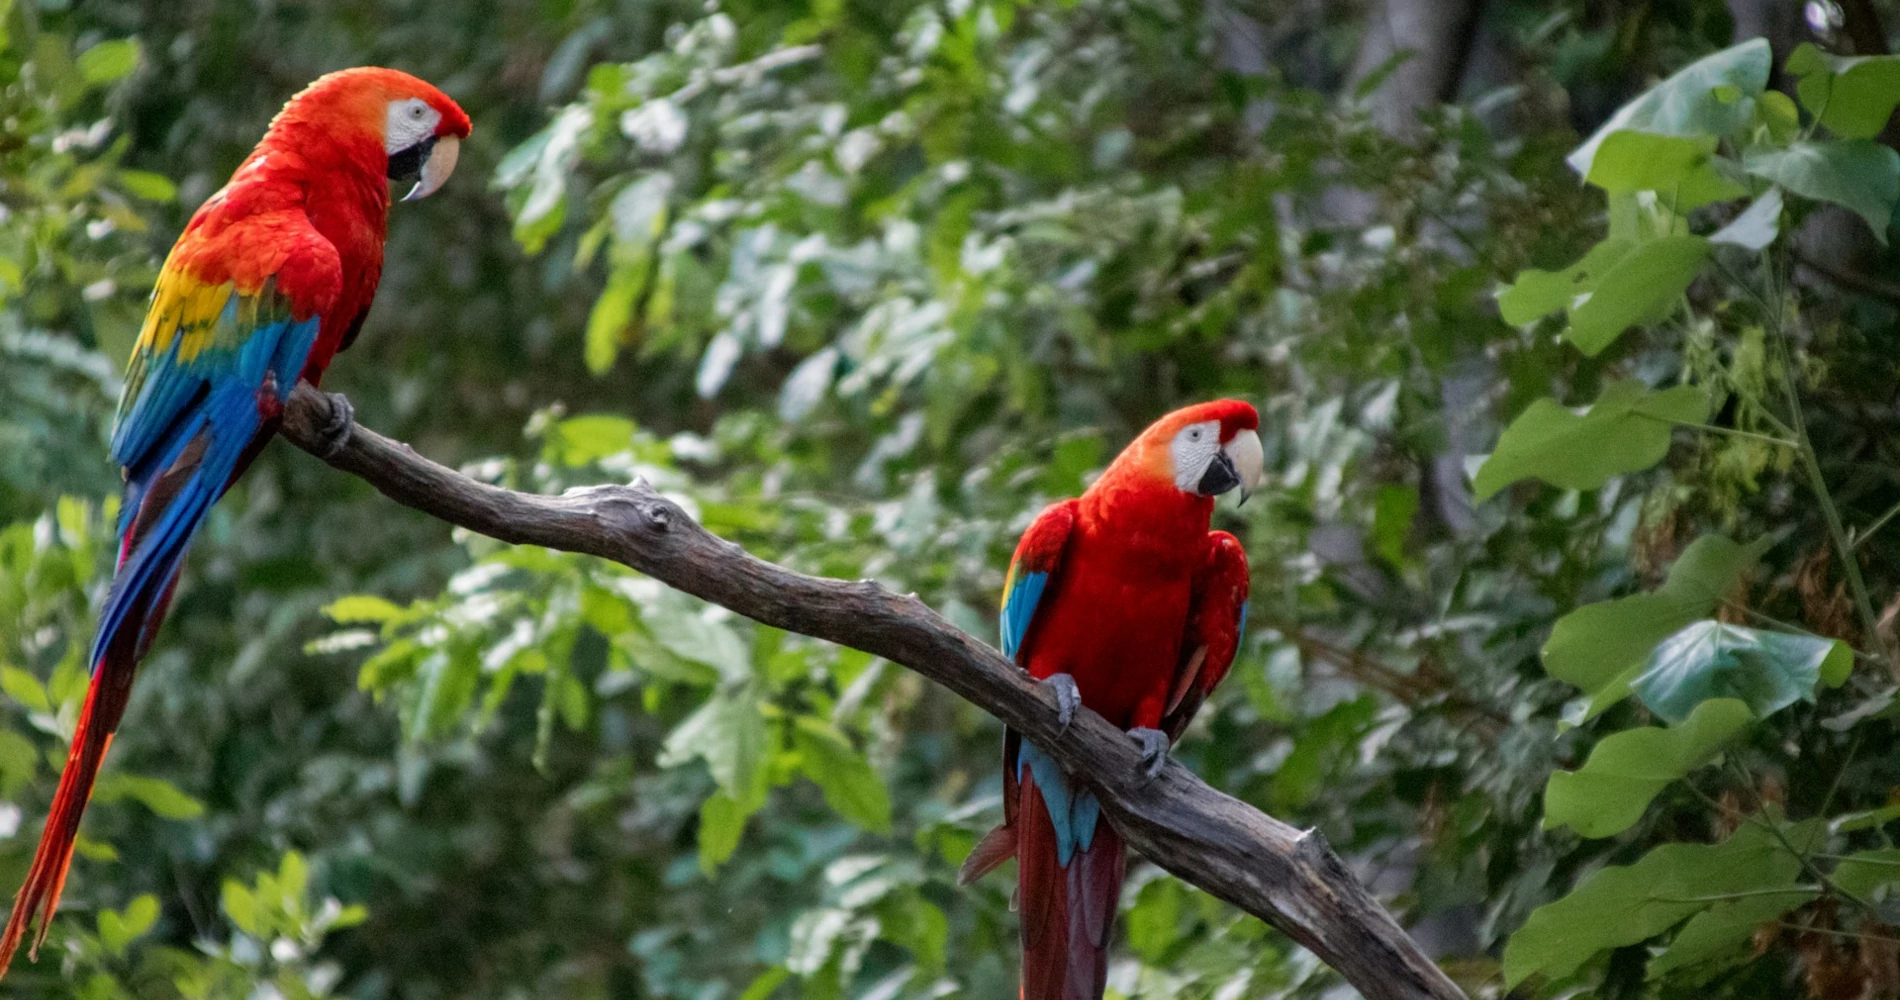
<box><xmin>793</xmin><ymin>717</ymin><xmax>892</xmax><ymax>834</ymax></box>
<box><xmin>93</xmin><ymin>773</ymin><xmax>206</xmax><ymax>819</ymax></box>
<box><xmin>1744</xmin><ymin>141</ymin><xmax>1900</xmax><ymax>244</ymax></box>
<box><xmin>75</xmin><ymin>39</ymin><xmax>140</xmax><ymax>85</ymax></box>
<box><xmin>97</xmin><ymin>894</ymin><xmax>160</xmax><ymax>956</ymax></box>
<box><xmin>1543</xmin><ymin>698</ymin><xmax>1753</xmax><ymax>838</ymax></box>
<box><xmin>1474</xmin><ymin>381</ymin><xmax>1708</xmax><ymax>500</ymax></box>
<box><xmin>1787</xmin><ymin>43</ymin><xmax>1900</xmax><ymax>140</ymax></box>
<box><xmin>1569</xmin><ymin>39</ymin><xmax>1772</xmax><ymax>176</ymax></box>
<box><xmin>323</xmin><ymin>594</ymin><xmax>408</xmax><ymax>625</ymax></box>
<box><xmin>1565</xmin><ymin>235</ymin><xmax>1709</xmax><ymax>355</ymax></box>
<box><xmin>1496</xmin><ymin>238</ymin><xmax>1632</xmax><ymax>326</ymax></box>
<box><xmin>1543</xmin><ymin>534</ymin><xmax>1771</xmax><ymax>719</ymax></box>
<box><xmin>659</xmin><ymin>690</ymin><xmax>769</xmax><ymax>802</ymax></box>
<box><xmin>1504</xmin><ymin>819</ymin><xmax>1820</xmax><ymax>987</ymax></box>
<box><xmin>1710</xmin><ymin>188</ymin><xmax>1782</xmax><ymax>251</ymax></box>
<box><xmin>1648</xmin><ymin>888</ymin><xmax>1818</xmax><ymax>980</ymax></box>
<box><xmin>1585</xmin><ymin>131</ymin><xmax>1744</xmax><ymax>209</ymax></box>
<box><xmin>1831</xmin><ymin>848</ymin><xmax>1900</xmax><ymax>900</ymax></box>
<box><xmin>1632</xmin><ymin>621</ymin><xmax>1853</xmax><ymax>723</ymax></box>
<box><xmin>698</xmin><ymin>790</ymin><xmax>759</xmax><ymax>874</ymax></box>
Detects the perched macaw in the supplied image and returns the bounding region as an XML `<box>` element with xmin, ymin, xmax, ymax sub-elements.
<box><xmin>0</xmin><ymin>68</ymin><xmax>470</xmax><ymax>974</ymax></box>
<box><xmin>959</xmin><ymin>400</ymin><xmax>1263</xmax><ymax>1000</ymax></box>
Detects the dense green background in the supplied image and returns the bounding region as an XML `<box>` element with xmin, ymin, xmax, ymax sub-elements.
<box><xmin>7</xmin><ymin>0</ymin><xmax>1900</xmax><ymax>997</ymax></box>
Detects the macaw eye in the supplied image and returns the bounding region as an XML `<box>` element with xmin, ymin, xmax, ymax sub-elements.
<box><xmin>409</xmin><ymin>102</ymin><xmax>429</xmax><ymax>120</ymax></box>
<box><xmin>1186</xmin><ymin>427</ymin><xmax>1202</xmax><ymax>442</ymax></box>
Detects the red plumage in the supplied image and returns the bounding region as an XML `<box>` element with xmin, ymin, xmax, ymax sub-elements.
<box><xmin>963</xmin><ymin>400</ymin><xmax>1258</xmax><ymax>1000</ymax></box>
<box><xmin>0</xmin><ymin>67</ymin><xmax>470</xmax><ymax>977</ymax></box>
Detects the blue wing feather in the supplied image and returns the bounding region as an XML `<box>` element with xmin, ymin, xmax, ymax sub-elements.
<box><xmin>1000</xmin><ymin>570</ymin><xmax>1048</xmax><ymax>662</ymax></box>
<box><xmin>95</xmin><ymin>305</ymin><xmax>319</xmax><ymax>669</ymax></box>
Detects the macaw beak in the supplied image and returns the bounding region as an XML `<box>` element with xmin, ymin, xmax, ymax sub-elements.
<box><xmin>396</xmin><ymin>135</ymin><xmax>460</xmax><ymax>202</ymax></box>
<box><xmin>1224</xmin><ymin>431</ymin><xmax>1264</xmax><ymax>505</ymax></box>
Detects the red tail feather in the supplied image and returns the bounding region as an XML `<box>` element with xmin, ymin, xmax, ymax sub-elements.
<box><xmin>0</xmin><ymin>561</ymin><xmax>161</xmax><ymax>977</ymax></box>
<box><xmin>1018</xmin><ymin>773</ymin><xmax>1125</xmax><ymax>1000</ymax></box>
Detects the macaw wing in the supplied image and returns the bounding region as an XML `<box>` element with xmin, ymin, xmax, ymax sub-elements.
<box><xmin>111</xmin><ymin>222</ymin><xmax>336</xmax><ymax>477</ymax></box>
<box><xmin>957</xmin><ymin>499</ymin><xmax>1080</xmax><ymax>888</ymax></box>
<box><xmin>999</xmin><ymin>498</ymin><xmax>1079</xmax><ymax>663</ymax></box>
<box><xmin>1161</xmin><ymin>531</ymin><xmax>1250</xmax><ymax>742</ymax></box>
<box><xmin>99</xmin><ymin>218</ymin><xmax>338</xmax><ymax>659</ymax></box>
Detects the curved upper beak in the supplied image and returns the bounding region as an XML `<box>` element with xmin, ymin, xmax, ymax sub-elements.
<box><xmin>398</xmin><ymin>135</ymin><xmax>460</xmax><ymax>202</ymax></box>
<box><xmin>1224</xmin><ymin>431</ymin><xmax>1265</xmax><ymax>505</ymax></box>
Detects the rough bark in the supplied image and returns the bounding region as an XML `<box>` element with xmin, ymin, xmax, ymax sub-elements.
<box><xmin>278</xmin><ymin>382</ymin><xmax>1467</xmax><ymax>1000</ymax></box>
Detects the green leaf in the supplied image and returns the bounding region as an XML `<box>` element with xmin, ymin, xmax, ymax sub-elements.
<box><xmin>1543</xmin><ymin>698</ymin><xmax>1753</xmax><ymax>838</ymax></box>
<box><xmin>278</xmin><ymin>851</ymin><xmax>308</xmax><ymax>907</ymax></box>
<box><xmin>738</xmin><ymin>967</ymin><xmax>791</xmax><ymax>1000</ymax></box>
<box><xmin>647</xmin><ymin>605</ymin><xmax>752</xmax><ymax>683</ymax></box>
<box><xmin>1543</xmin><ymin>534</ymin><xmax>1772</xmax><ymax>718</ymax></box>
<box><xmin>659</xmin><ymin>691</ymin><xmax>768</xmax><ymax>801</ymax></box>
<box><xmin>1648</xmin><ymin>888</ymin><xmax>1818</xmax><ymax>980</ymax></box>
<box><xmin>608</xmin><ymin>172</ymin><xmax>673</xmax><ymax>267</ymax></box>
<box><xmin>1495</xmin><ymin>239</ymin><xmax>1632</xmax><ymax>327</ymax></box>
<box><xmin>116</xmin><ymin>170</ymin><xmax>176</xmax><ymax>203</ymax></box>
<box><xmin>555</xmin><ymin>414</ymin><xmax>636</xmax><ymax>464</ymax></box>
<box><xmin>93</xmin><ymin>773</ymin><xmax>205</xmax><ymax>819</ymax></box>
<box><xmin>1503</xmin><ymin>819</ymin><xmax>1819</xmax><ymax>987</ymax></box>
<box><xmin>1710</xmin><ymin>188</ymin><xmax>1783</xmax><ymax>251</ymax></box>
<box><xmin>1126</xmin><ymin>877</ymin><xmax>1186</xmax><ymax>963</ymax></box>
<box><xmin>875</xmin><ymin>892</ymin><xmax>949</xmax><ymax>973</ymax></box>
<box><xmin>1564</xmin><ymin>236</ymin><xmax>1709</xmax><ymax>355</ymax></box>
<box><xmin>1</xmin><ymin>666</ymin><xmax>50</xmax><ymax>713</ymax></box>
<box><xmin>222</xmin><ymin>879</ymin><xmax>260</xmax><ymax>937</ymax></box>
<box><xmin>75</xmin><ymin>39</ymin><xmax>140</xmax><ymax>85</ymax></box>
<box><xmin>1474</xmin><ymin>381</ymin><xmax>1709</xmax><ymax>500</ymax></box>
<box><xmin>97</xmin><ymin>894</ymin><xmax>159</xmax><ymax>956</ymax></box>
<box><xmin>322</xmin><ymin>594</ymin><xmax>407</xmax><ymax>625</ymax></box>
<box><xmin>1830</xmin><ymin>804</ymin><xmax>1900</xmax><ymax>834</ymax></box>
<box><xmin>1829</xmin><ymin>848</ymin><xmax>1900</xmax><ymax>899</ymax></box>
<box><xmin>1584</xmin><ymin>132</ymin><xmax>1744</xmax><ymax>209</ymax></box>
<box><xmin>1757</xmin><ymin>90</ymin><xmax>1801</xmax><ymax>144</ymax></box>
<box><xmin>0</xmin><ymin>729</ymin><xmax>37</xmax><ymax>795</ymax></box>
<box><xmin>1569</xmin><ymin>39</ymin><xmax>1772</xmax><ymax>176</ymax></box>
<box><xmin>697</xmin><ymin>789</ymin><xmax>756</xmax><ymax>874</ymax></box>
<box><xmin>1632</xmin><ymin>622</ymin><xmax>1853</xmax><ymax>723</ymax></box>
<box><xmin>585</xmin><ymin>265</ymin><xmax>644</xmax><ymax>375</ymax></box>
<box><xmin>792</xmin><ymin>717</ymin><xmax>892</xmax><ymax>835</ymax></box>
<box><xmin>507</xmin><ymin>106</ymin><xmax>590</xmax><ymax>254</ymax></box>
<box><xmin>1787</xmin><ymin>43</ymin><xmax>1900</xmax><ymax>140</ymax></box>
<box><xmin>1371</xmin><ymin>485</ymin><xmax>1418</xmax><ymax>567</ymax></box>
<box><xmin>1743</xmin><ymin>141</ymin><xmax>1900</xmax><ymax>244</ymax></box>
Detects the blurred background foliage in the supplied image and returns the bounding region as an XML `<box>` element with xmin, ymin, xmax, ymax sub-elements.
<box><xmin>6</xmin><ymin>0</ymin><xmax>1900</xmax><ymax>997</ymax></box>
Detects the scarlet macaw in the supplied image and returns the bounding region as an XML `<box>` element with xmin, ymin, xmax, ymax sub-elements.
<box><xmin>960</xmin><ymin>400</ymin><xmax>1262</xmax><ymax>1000</ymax></box>
<box><xmin>0</xmin><ymin>68</ymin><xmax>471</xmax><ymax>974</ymax></box>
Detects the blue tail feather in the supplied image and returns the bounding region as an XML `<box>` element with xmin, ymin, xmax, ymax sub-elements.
<box><xmin>1017</xmin><ymin>742</ymin><xmax>1102</xmax><ymax>866</ymax></box>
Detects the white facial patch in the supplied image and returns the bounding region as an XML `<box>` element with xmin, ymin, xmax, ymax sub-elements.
<box><xmin>385</xmin><ymin>97</ymin><xmax>440</xmax><ymax>155</ymax></box>
<box><xmin>1168</xmin><ymin>420</ymin><xmax>1222</xmax><ymax>492</ymax></box>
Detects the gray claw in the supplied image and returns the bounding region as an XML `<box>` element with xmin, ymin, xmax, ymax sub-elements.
<box><xmin>1043</xmin><ymin>673</ymin><xmax>1081</xmax><ymax>734</ymax></box>
<box><xmin>1128</xmin><ymin>727</ymin><xmax>1170</xmax><ymax>780</ymax></box>
<box><xmin>319</xmin><ymin>392</ymin><xmax>356</xmax><ymax>459</ymax></box>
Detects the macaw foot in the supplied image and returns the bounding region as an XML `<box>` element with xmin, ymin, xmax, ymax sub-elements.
<box><xmin>1041</xmin><ymin>673</ymin><xmax>1081</xmax><ymax>734</ymax></box>
<box><xmin>1128</xmin><ymin>727</ymin><xmax>1170</xmax><ymax>781</ymax></box>
<box><xmin>318</xmin><ymin>391</ymin><xmax>356</xmax><ymax>459</ymax></box>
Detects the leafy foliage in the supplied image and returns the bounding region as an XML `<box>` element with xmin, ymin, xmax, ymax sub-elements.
<box><xmin>6</xmin><ymin>2</ymin><xmax>1900</xmax><ymax>999</ymax></box>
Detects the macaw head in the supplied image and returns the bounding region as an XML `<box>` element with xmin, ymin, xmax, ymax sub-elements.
<box><xmin>269</xmin><ymin>67</ymin><xmax>472</xmax><ymax>201</ymax></box>
<box><xmin>1125</xmin><ymin>399</ymin><xmax>1264</xmax><ymax>503</ymax></box>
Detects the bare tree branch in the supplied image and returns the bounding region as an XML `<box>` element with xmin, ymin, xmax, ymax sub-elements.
<box><xmin>279</xmin><ymin>382</ymin><xmax>1467</xmax><ymax>1000</ymax></box>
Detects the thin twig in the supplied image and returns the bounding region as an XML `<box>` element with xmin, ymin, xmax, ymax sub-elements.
<box><xmin>1851</xmin><ymin>498</ymin><xmax>1900</xmax><ymax>551</ymax></box>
